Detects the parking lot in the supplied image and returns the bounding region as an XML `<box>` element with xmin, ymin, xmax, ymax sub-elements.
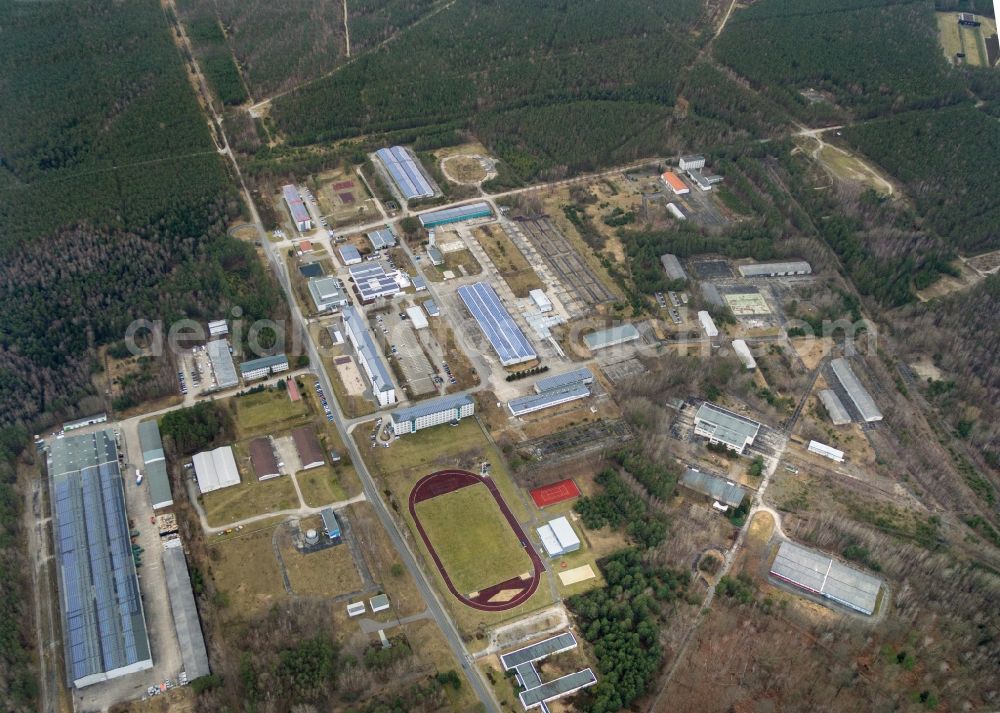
<box><xmin>373</xmin><ymin>309</ymin><xmax>438</xmax><ymax>398</ymax></box>
<box><xmin>180</xmin><ymin>348</ymin><xmax>217</xmax><ymax>393</ymax></box>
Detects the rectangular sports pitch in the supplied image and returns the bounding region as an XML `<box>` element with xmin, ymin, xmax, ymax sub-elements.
<box><xmin>414</xmin><ymin>484</ymin><xmax>532</xmax><ymax>595</ymax></box>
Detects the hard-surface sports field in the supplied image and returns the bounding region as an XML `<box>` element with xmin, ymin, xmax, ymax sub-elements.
<box><xmin>530</xmin><ymin>478</ymin><xmax>581</xmax><ymax>508</ymax></box>
<box><xmin>409</xmin><ymin>470</ymin><xmax>543</xmax><ymax>611</ymax></box>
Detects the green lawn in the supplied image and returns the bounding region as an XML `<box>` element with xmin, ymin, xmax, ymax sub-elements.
<box><xmin>297</xmin><ymin>465</ymin><xmax>347</xmax><ymax>507</ymax></box>
<box><xmin>414</xmin><ymin>484</ymin><xmax>531</xmax><ymax>596</ymax></box>
<box><xmin>202</xmin><ymin>474</ymin><xmax>299</xmax><ymax>527</ymax></box>
<box><xmin>233</xmin><ymin>387</ymin><xmax>309</xmax><ymax>437</ymax></box>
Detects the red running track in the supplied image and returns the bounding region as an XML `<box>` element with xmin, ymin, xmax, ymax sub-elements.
<box><xmin>409</xmin><ymin>469</ymin><xmax>543</xmax><ymax>611</ymax></box>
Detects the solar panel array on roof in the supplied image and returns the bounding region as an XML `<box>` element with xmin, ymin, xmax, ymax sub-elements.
<box><xmin>376</xmin><ymin>146</ymin><xmax>434</xmax><ymax>200</ymax></box>
<box><xmin>418</xmin><ymin>201</ymin><xmax>492</xmax><ymax>228</ymax></box>
<box><xmin>831</xmin><ymin>358</ymin><xmax>883</xmax><ymax>422</ymax></box>
<box><xmin>534</xmin><ymin>368</ymin><xmax>593</xmax><ymax>394</ymax></box>
<box><xmin>680</xmin><ymin>468</ymin><xmax>747</xmax><ymax>508</ymax></box>
<box><xmin>508</xmin><ymin>384</ymin><xmax>590</xmax><ymax>416</ymax></box>
<box><xmin>338</xmin><ymin>245</ymin><xmax>362</xmax><ymax>265</ymax></box>
<box><xmin>458</xmin><ymin>282</ymin><xmax>537</xmax><ymax>366</ymax></box>
<box><xmin>770</xmin><ymin>541</ymin><xmax>882</xmax><ymax>615</ymax></box>
<box><xmin>48</xmin><ymin>430</ymin><xmax>152</xmax><ymax>688</ymax></box>
<box><xmin>348</xmin><ymin>261</ymin><xmax>400</xmax><ymax>302</ymax></box>
<box><xmin>520</xmin><ymin>669</ymin><xmax>597</xmax><ymax>708</ymax></box>
<box><xmin>501</xmin><ymin>632</ymin><xmax>578</xmax><ymax>669</ymax></box>
<box><xmin>367</xmin><ymin>228</ymin><xmax>397</xmax><ymax>250</ymax></box>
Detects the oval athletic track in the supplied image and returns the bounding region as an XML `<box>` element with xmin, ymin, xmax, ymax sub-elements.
<box><xmin>409</xmin><ymin>469</ymin><xmax>543</xmax><ymax>611</ymax></box>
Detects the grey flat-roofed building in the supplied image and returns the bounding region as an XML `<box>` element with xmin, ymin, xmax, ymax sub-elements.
<box><xmin>701</xmin><ymin>282</ymin><xmax>724</xmax><ymax>307</ymax></box>
<box><xmin>818</xmin><ymin>389</ymin><xmax>852</xmax><ymax>425</ymax></box>
<box><xmin>583</xmin><ymin>324</ymin><xmax>640</xmax><ymax>351</ymax></box>
<box><xmin>390</xmin><ymin>393</ymin><xmax>475</xmax><ymax>435</ymax></box>
<box><xmin>419</xmin><ymin>201</ymin><xmax>493</xmax><ymax>228</ymax></box>
<box><xmin>207</xmin><ymin>339</ymin><xmax>238</xmax><ymax>389</ymax></box>
<box><xmin>63</xmin><ymin>413</ymin><xmax>108</xmax><ymax>431</ymax></box>
<box><xmin>501</xmin><ymin>632</ymin><xmax>578</xmax><ymax>669</ymax></box>
<box><xmin>309</xmin><ymin>276</ymin><xmax>349</xmax><ymax>312</ymax></box>
<box><xmin>738</xmin><ymin>261</ymin><xmax>812</xmax><ymax>277</ymax></box>
<box><xmin>240</xmin><ymin>354</ymin><xmax>289</xmax><ymax>382</ymax></box>
<box><xmin>831</xmin><ymin>358</ymin><xmax>883</xmax><ymax>422</ymax></box>
<box><xmin>680</xmin><ymin>468</ymin><xmax>747</xmax><ymax>508</ymax></box>
<box><xmin>342</xmin><ymin>306</ymin><xmax>396</xmax><ymax>406</ymax></box>
<box><xmin>519</xmin><ymin>669</ymin><xmax>597</xmax><ymax>709</ymax></box>
<box><xmin>458</xmin><ymin>282</ymin><xmax>537</xmax><ymax>366</ymax></box>
<box><xmin>660</xmin><ymin>253</ymin><xmax>688</xmax><ymax>281</ymax></box>
<box><xmin>138</xmin><ymin>420</ymin><xmax>172</xmax><ymax>509</ymax></box>
<box><xmin>367</xmin><ymin>228</ymin><xmax>397</xmax><ymax>250</ymax></box>
<box><xmin>515</xmin><ymin>662</ymin><xmax>542</xmax><ymax>691</ymax></box>
<box><xmin>162</xmin><ymin>540</ymin><xmax>210</xmax><ymax>679</ymax></box>
<box><xmin>48</xmin><ymin>430</ymin><xmax>153</xmax><ymax>688</ymax></box>
<box><xmin>207</xmin><ymin>319</ymin><xmax>228</xmax><ymax>337</ymax></box>
<box><xmin>770</xmin><ymin>541</ymin><xmax>882</xmax><ymax>615</ymax></box>
<box><xmin>534</xmin><ymin>368</ymin><xmax>593</xmax><ymax>394</ymax></box>
<box><xmin>338</xmin><ymin>245</ymin><xmax>362</xmax><ymax>265</ymax></box>
<box><xmin>282</xmin><ymin>184</ymin><xmax>312</xmax><ymax>232</ymax></box>
<box><xmin>694</xmin><ymin>402</ymin><xmax>761</xmax><ymax>454</ymax></box>
<box><xmin>376</xmin><ymin>146</ymin><xmax>435</xmax><ymax>200</ymax></box>
<box><xmin>508</xmin><ymin>384</ymin><xmax>590</xmax><ymax>416</ymax></box>
<box><xmin>679</xmin><ymin>154</ymin><xmax>706</xmax><ymax>171</ymax></box>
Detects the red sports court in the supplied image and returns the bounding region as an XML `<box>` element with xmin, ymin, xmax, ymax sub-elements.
<box><xmin>531</xmin><ymin>479</ymin><xmax>581</xmax><ymax>508</ymax></box>
<box><xmin>332</xmin><ymin>180</ymin><xmax>354</xmax><ymax>190</ymax></box>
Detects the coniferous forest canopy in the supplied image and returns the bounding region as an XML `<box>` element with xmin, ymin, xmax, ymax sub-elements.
<box><xmin>272</xmin><ymin>0</ymin><xmax>702</xmax><ymax>181</ymax></box>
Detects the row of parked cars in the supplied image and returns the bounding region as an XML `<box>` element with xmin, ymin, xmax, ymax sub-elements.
<box><xmin>315</xmin><ymin>382</ymin><xmax>334</xmax><ymax>422</ymax></box>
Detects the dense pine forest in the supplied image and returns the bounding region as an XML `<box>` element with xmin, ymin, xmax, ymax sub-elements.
<box><xmin>271</xmin><ymin>0</ymin><xmax>701</xmax><ymax>181</ymax></box>
<box><xmin>715</xmin><ymin>0</ymin><xmax>964</xmax><ymax>120</ymax></box>
<box><xmin>0</xmin><ymin>3</ymin><xmax>282</xmax><ymax>704</ymax></box>
<box><xmin>844</xmin><ymin>105</ymin><xmax>1000</xmax><ymax>253</ymax></box>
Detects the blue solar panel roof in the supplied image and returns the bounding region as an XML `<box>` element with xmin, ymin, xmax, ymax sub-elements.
<box><xmin>376</xmin><ymin>146</ymin><xmax>434</xmax><ymax>200</ymax></box>
<box><xmin>457</xmin><ymin>282</ymin><xmax>537</xmax><ymax>366</ymax></box>
<box><xmin>48</xmin><ymin>430</ymin><xmax>151</xmax><ymax>686</ymax></box>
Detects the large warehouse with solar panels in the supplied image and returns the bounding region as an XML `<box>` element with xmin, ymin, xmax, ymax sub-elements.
<box><xmin>47</xmin><ymin>430</ymin><xmax>153</xmax><ymax>688</ymax></box>
<box><xmin>419</xmin><ymin>202</ymin><xmax>493</xmax><ymax>228</ymax></box>
<box><xmin>375</xmin><ymin>146</ymin><xmax>436</xmax><ymax>200</ymax></box>
<box><xmin>457</xmin><ymin>282</ymin><xmax>537</xmax><ymax>366</ymax></box>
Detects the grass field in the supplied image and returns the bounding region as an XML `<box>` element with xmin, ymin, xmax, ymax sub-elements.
<box><xmin>473</xmin><ymin>224</ymin><xmax>542</xmax><ymax>297</ymax></box>
<box><xmin>414</xmin><ymin>484</ymin><xmax>532</xmax><ymax>595</ymax></box>
<box><xmin>233</xmin><ymin>387</ymin><xmax>309</xmax><ymax>437</ymax></box>
<box><xmin>936</xmin><ymin>12</ymin><xmax>991</xmax><ymax>66</ymax></box>
<box><xmin>280</xmin><ymin>532</ymin><xmax>361</xmax><ymax>596</ymax></box>
<box><xmin>209</xmin><ymin>523</ymin><xmax>286</xmax><ymax>616</ymax></box>
<box><xmin>297</xmin><ymin>465</ymin><xmax>347</xmax><ymax>507</ymax></box>
<box><xmin>201</xmin><ymin>455</ymin><xmax>299</xmax><ymax>526</ymax></box>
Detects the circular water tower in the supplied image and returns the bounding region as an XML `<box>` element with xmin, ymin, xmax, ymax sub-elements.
<box><xmin>304</xmin><ymin>528</ymin><xmax>319</xmax><ymax>545</ymax></box>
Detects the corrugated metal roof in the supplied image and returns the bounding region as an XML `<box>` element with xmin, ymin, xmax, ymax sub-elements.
<box><xmin>291</xmin><ymin>427</ymin><xmax>324</xmax><ymax>468</ymax></box>
<box><xmin>192</xmin><ymin>446</ymin><xmax>240</xmax><ymax>493</ymax></box>
<box><xmin>818</xmin><ymin>389</ymin><xmax>851</xmax><ymax>425</ymax></box>
<box><xmin>249</xmin><ymin>438</ymin><xmax>280</xmax><ymax>479</ymax></box>
<box><xmin>367</xmin><ymin>228</ymin><xmax>397</xmax><ymax>249</ymax></box>
<box><xmin>738</xmin><ymin>261</ymin><xmax>812</xmax><ymax>277</ymax></box>
<box><xmin>695</xmin><ymin>402</ymin><xmax>761</xmax><ymax>449</ymax></box>
<box><xmin>583</xmin><ymin>324</ymin><xmax>640</xmax><ymax>350</ymax></box>
<box><xmin>282</xmin><ymin>185</ymin><xmax>311</xmax><ymax>225</ymax></box>
<box><xmin>831</xmin><ymin>358</ymin><xmax>883</xmax><ymax>422</ymax></box>
<box><xmin>680</xmin><ymin>468</ymin><xmax>747</xmax><ymax>508</ymax></box>
<box><xmin>770</xmin><ymin>541</ymin><xmax>881</xmax><ymax>615</ymax></box>
<box><xmin>660</xmin><ymin>253</ymin><xmax>687</xmax><ymax>281</ymax></box>
<box><xmin>458</xmin><ymin>282</ymin><xmax>537</xmax><ymax>366</ymax></box>
<box><xmin>419</xmin><ymin>202</ymin><xmax>492</xmax><ymax>227</ymax></box>
<box><xmin>162</xmin><ymin>542</ymin><xmax>210</xmax><ymax>679</ymax></box>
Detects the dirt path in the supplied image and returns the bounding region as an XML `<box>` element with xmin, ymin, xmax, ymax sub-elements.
<box><xmin>343</xmin><ymin>0</ymin><xmax>351</xmax><ymax>57</ymax></box>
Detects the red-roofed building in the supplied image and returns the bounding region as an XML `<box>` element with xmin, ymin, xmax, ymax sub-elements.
<box><xmin>286</xmin><ymin>377</ymin><xmax>300</xmax><ymax>402</ymax></box>
<box><xmin>661</xmin><ymin>171</ymin><xmax>689</xmax><ymax>195</ymax></box>
<box><xmin>299</xmin><ymin>240</ymin><xmax>313</xmax><ymax>252</ymax></box>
